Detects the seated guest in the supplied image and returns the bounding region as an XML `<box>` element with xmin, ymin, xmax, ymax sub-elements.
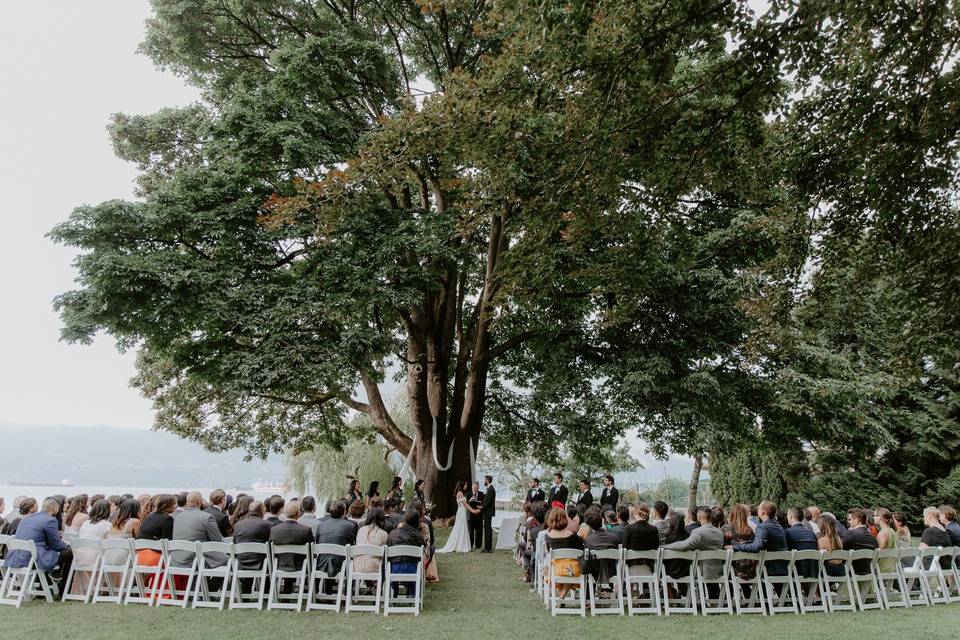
<box><xmin>6</xmin><ymin>497</ymin><xmax>38</xmax><ymax>536</ymax></box>
<box><xmin>785</xmin><ymin>506</ymin><xmax>819</xmax><ymax>578</ymax></box>
<box><xmin>298</xmin><ymin>496</ymin><xmax>321</xmax><ymax>537</ymax></box>
<box><xmin>603</xmin><ymin>508</ymin><xmax>624</xmax><ymax>543</ymax></box>
<box><xmin>802</xmin><ymin>507</ymin><xmax>818</xmax><ymax>535</ymax></box>
<box><xmin>919</xmin><ymin>506</ymin><xmax>952</xmax><ymax>570</ymax></box>
<box><xmin>171</xmin><ymin>492</ymin><xmax>226</xmax><ymax>569</ymax></box>
<box><xmin>63</xmin><ymin>494</ymin><xmax>89</xmax><ymax>534</ymax></box>
<box><xmin>315</xmin><ymin>499</ymin><xmax>356</xmax><ymax>585</ymax></box>
<box><xmin>816</xmin><ymin>515</ymin><xmax>846</xmax><ymax>577</ymax></box>
<box><xmin>107</xmin><ymin>495</ymin><xmax>122</xmax><ymax>522</ymax></box>
<box><xmin>652</xmin><ymin>501</ymin><xmax>671</xmax><ymax>544</ymax></box>
<box><xmin>386</xmin><ymin>509</ymin><xmax>426</xmax><ymax>597</ymax></box>
<box><xmin>138</xmin><ymin>494</ymin><xmax>154</xmax><ymax>521</ymax></box>
<box><xmin>6</xmin><ymin>497</ymin><xmax>73</xmax><ymax>599</ymax></box>
<box><xmin>665</xmin><ymin>506</ymin><xmax>724</xmax><ymax>581</ymax></box>
<box><xmin>747</xmin><ymin>504</ymin><xmax>760</xmax><ymax>530</ymax></box>
<box><xmin>3</xmin><ymin>496</ymin><xmax>26</xmax><ymax>528</ymax></box>
<box><xmin>270</xmin><ymin>501</ymin><xmax>313</xmax><ymax>592</ymax></box>
<box><xmin>822</xmin><ymin>511</ymin><xmax>847</xmax><ymax>536</ymax></box>
<box><xmin>521</xmin><ymin>503</ymin><xmax>547</xmax><ymax>582</ymax></box>
<box><xmin>204</xmin><ymin>489</ymin><xmax>232</xmax><ymax>537</ymax></box>
<box><xmin>842</xmin><ymin>508</ymin><xmax>878</xmax><ymax>575</ymax></box>
<box><xmin>384</xmin><ymin>497</ymin><xmax>403</xmax><ymax>532</ymax></box>
<box><xmin>661</xmin><ymin>511</ymin><xmax>693</xmax><ymax>582</ymax></box>
<box><xmin>685</xmin><ymin>507</ymin><xmax>701</xmax><ymax>536</ymax></box>
<box><xmin>565</xmin><ymin>504</ymin><xmax>580</xmax><ymax>535</ymax></box>
<box><xmin>0</xmin><ymin>497</ymin><xmax>5</xmax><ymax>534</ymax></box>
<box><xmin>68</xmin><ymin>499</ymin><xmax>112</xmax><ymax>596</ymax></box>
<box><xmin>347</xmin><ymin>499</ymin><xmax>367</xmax><ymax>528</ymax></box>
<box><xmin>233</xmin><ymin>500</ymin><xmax>272</xmax><ymax>575</ymax></box>
<box><xmin>543</xmin><ymin>507</ymin><xmax>584</xmax><ymax>599</ymax></box>
<box><xmin>104</xmin><ymin>498</ymin><xmax>141</xmax><ymax>571</ymax></box>
<box><xmin>409</xmin><ymin>499</ymin><xmax>438</xmax><ymax>582</ymax></box>
<box><xmin>583</xmin><ymin>507</ymin><xmax>619</xmax><ymax>585</ymax></box>
<box><xmin>892</xmin><ymin>512</ymin><xmax>912</xmax><ymax>547</ymax></box>
<box><xmin>265</xmin><ymin>496</ymin><xmax>284</xmax><ymax>525</ymax></box>
<box><xmin>873</xmin><ymin>507</ymin><xmax>898</xmax><ymax>575</ymax></box>
<box><xmin>623</xmin><ymin>502</ymin><xmax>659</xmax><ymax>577</ymax></box>
<box><xmin>613</xmin><ymin>506</ymin><xmax>630</xmax><ymax>541</ymax></box>
<box><xmin>722</xmin><ymin>504</ymin><xmax>756</xmax><ymax>580</ymax></box>
<box><xmin>938</xmin><ymin>505</ymin><xmax>960</xmax><ymax>546</ymax></box>
<box><xmin>140</xmin><ymin>494</ymin><xmax>176</xmax><ymax>541</ymax></box>
<box><xmin>353</xmin><ymin>507</ymin><xmax>389</xmax><ymax>575</ymax></box>
<box><xmin>730</xmin><ymin>501</ymin><xmax>787</xmax><ymax>575</ymax></box>
<box><xmin>175</xmin><ymin>492</ymin><xmax>187</xmax><ymax>512</ymax></box>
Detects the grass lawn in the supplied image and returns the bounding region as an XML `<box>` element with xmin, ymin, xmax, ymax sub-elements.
<box><xmin>0</xmin><ymin>527</ymin><xmax>956</xmax><ymax>640</ymax></box>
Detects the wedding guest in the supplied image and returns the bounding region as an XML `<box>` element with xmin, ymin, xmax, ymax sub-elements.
<box><xmin>384</xmin><ymin>497</ymin><xmax>403</xmax><ymax>533</ymax></box>
<box><xmin>265</xmin><ymin>496</ymin><xmax>284</xmax><ymax>526</ymax></box>
<box><xmin>204</xmin><ymin>489</ymin><xmax>232</xmax><ymax>537</ymax></box>
<box><xmin>348</xmin><ymin>499</ymin><xmax>367</xmax><ymax>528</ymax></box>
<box><xmin>623</xmin><ymin>503</ymin><xmax>659</xmax><ymax>576</ymax></box>
<box><xmin>6</xmin><ymin>498</ymin><xmax>38</xmax><ymax>536</ymax></box>
<box><xmin>0</xmin><ymin>497</ymin><xmax>5</xmax><ymax>533</ymax></box>
<box><xmin>605</xmin><ymin>508</ymin><xmax>624</xmax><ymax>544</ymax></box>
<box><xmin>525</xmin><ymin>478</ymin><xmax>545</xmax><ymax>504</ymax></box>
<box><xmin>919</xmin><ymin>506</ymin><xmax>952</xmax><ymax>570</ymax></box>
<box><xmin>107</xmin><ymin>495</ymin><xmax>122</xmax><ymax>522</ymax></box>
<box><xmin>315</xmin><ymin>499</ymin><xmax>356</xmax><ymax>587</ymax></box>
<box><xmin>137</xmin><ymin>493</ymin><xmax>175</xmax><ymax>592</ymax></box>
<box><xmin>414</xmin><ymin>479</ymin><xmax>425</xmax><ymax>503</ymax></box>
<box><xmin>583</xmin><ymin>507</ymin><xmax>619</xmax><ymax>585</ymax></box>
<box><xmin>662</xmin><ymin>513</ymin><xmax>692</xmax><ymax>580</ymax></box>
<box><xmin>938</xmin><ymin>504</ymin><xmax>960</xmax><ymax>546</ymax></box>
<box><xmin>785</xmin><ymin>506</ymin><xmax>819</xmax><ymax>578</ymax></box>
<box><xmin>270</xmin><ymin>501</ymin><xmax>313</xmax><ymax>593</ymax></box>
<box><xmin>523</xmin><ymin>503</ymin><xmax>548</xmax><ymax>582</ymax></box>
<box><xmin>298</xmin><ymin>496</ymin><xmax>321</xmax><ymax>537</ymax></box>
<box><xmin>816</xmin><ymin>515</ymin><xmax>846</xmax><ymax>577</ymax></box>
<box><xmin>50</xmin><ymin>495</ymin><xmax>66</xmax><ymax>532</ymax></box>
<box><xmin>104</xmin><ymin>498</ymin><xmax>140</xmax><ymax>573</ymax></box>
<box><xmin>4</xmin><ymin>496</ymin><xmax>26</xmax><ymax>526</ymax></box>
<box><xmin>6</xmin><ymin>497</ymin><xmax>73</xmax><ymax>599</ymax></box>
<box><xmin>138</xmin><ymin>494</ymin><xmax>154</xmax><ymax>520</ymax></box>
<box><xmin>723</xmin><ymin>504</ymin><xmax>757</xmax><ymax>580</ymax></box>
<box><xmin>565</xmin><ymin>504</ymin><xmax>580</xmax><ymax>534</ymax></box>
<box><xmin>346</xmin><ymin>479</ymin><xmax>363</xmax><ymax>505</ymax></box>
<box><xmin>731</xmin><ymin>501</ymin><xmax>787</xmax><ymax>575</ymax></box>
<box><xmin>599</xmin><ymin>475</ymin><xmax>619</xmax><ymax>511</ymax></box>
<box><xmin>575</xmin><ymin>480</ymin><xmax>593</xmax><ymax>508</ymax></box>
<box><xmin>386</xmin><ymin>476</ymin><xmax>404</xmax><ymax>501</ymax></box>
<box><xmin>892</xmin><ymin>512</ymin><xmax>912</xmax><ymax>547</ymax></box>
<box><xmin>69</xmin><ymin>499</ymin><xmax>112</xmax><ymax>596</ymax></box>
<box><xmin>652</xmin><ymin>501</ymin><xmax>671</xmax><ymax>544</ymax></box>
<box><xmin>171</xmin><ymin>492</ymin><xmax>225</xmax><ymax>570</ymax></box>
<box><xmin>543</xmin><ymin>507</ymin><xmax>583</xmax><ymax>599</ymax></box>
<box><xmin>874</xmin><ymin>507</ymin><xmax>898</xmax><ymax>575</ymax></box>
<box><xmin>353</xmin><ymin>507</ymin><xmax>389</xmax><ymax>576</ymax></box>
<box><xmin>366</xmin><ymin>481</ymin><xmax>381</xmax><ymax>504</ymax></box>
<box><xmin>233</xmin><ymin>500</ymin><xmax>272</xmax><ymax>577</ymax></box>
<box><xmin>842</xmin><ymin>508</ymin><xmax>878</xmax><ymax>575</ymax></box>
<box><xmin>665</xmin><ymin>506</ymin><xmax>724</xmax><ymax>580</ymax></box>
<box><xmin>176</xmin><ymin>492</ymin><xmax>187</xmax><ymax>512</ymax></box>
<box><xmin>386</xmin><ymin>509</ymin><xmax>425</xmax><ymax>597</ymax></box>
<box><xmin>410</xmin><ymin>498</ymin><xmax>439</xmax><ymax>580</ymax></box>
<box><xmin>548</xmin><ymin>473</ymin><xmax>568</xmax><ymax>508</ymax></box>
<box><xmin>63</xmin><ymin>494</ymin><xmax>89</xmax><ymax>534</ymax></box>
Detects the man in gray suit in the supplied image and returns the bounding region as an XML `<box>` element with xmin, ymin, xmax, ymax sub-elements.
<box><xmin>663</xmin><ymin>506</ymin><xmax>725</xmax><ymax>578</ymax></box>
<box><xmin>297</xmin><ymin>496</ymin><xmax>321</xmax><ymax>537</ymax></box>
<box><xmin>171</xmin><ymin>491</ymin><xmax>226</xmax><ymax>568</ymax></box>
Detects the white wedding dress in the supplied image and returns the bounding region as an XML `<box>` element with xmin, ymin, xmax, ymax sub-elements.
<box><xmin>437</xmin><ymin>492</ymin><xmax>472</xmax><ymax>553</ymax></box>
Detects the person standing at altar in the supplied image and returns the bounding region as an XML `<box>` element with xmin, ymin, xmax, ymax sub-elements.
<box><xmin>481</xmin><ymin>476</ymin><xmax>496</xmax><ymax>553</ymax></box>
<box><xmin>599</xmin><ymin>475</ymin><xmax>619</xmax><ymax>510</ymax></box>
<box><xmin>575</xmin><ymin>479</ymin><xmax>593</xmax><ymax>508</ymax></box>
<box><xmin>525</xmin><ymin>478</ymin><xmax>545</xmax><ymax>504</ymax></box>
<box><xmin>548</xmin><ymin>473</ymin><xmax>568</xmax><ymax>508</ymax></box>
<box><xmin>468</xmin><ymin>481</ymin><xmax>483</xmax><ymax>549</ymax></box>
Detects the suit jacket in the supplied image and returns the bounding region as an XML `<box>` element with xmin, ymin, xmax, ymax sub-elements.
<box><xmin>785</xmin><ymin>523</ymin><xmax>819</xmax><ymax>578</ymax></box>
<box><xmin>171</xmin><ymin>507</ymin><xmax>225</xmax><ymax>568</ymax></box>
<box><xmin>576</xmin><ymin>490</ymin><xmax>594</xmax><ymax>508</ymax></box>
<box><xmin>842</xmin><ymin>526</ymin><xmax>878</xmax><ymax>575</ymax></box>
<box><xmin>233</xmin><ymin>516</ymin><xmax>273</xmax><ymax>570</ymax></box>
<box><xmin>525</xmin><ymin>487</ymin><xmax>545</xmax><ymax>504</ymax></box>
<box><xmin>204</xmin><ymin>505</ymin><xmax>231</xmax><ymax>537</ymax></box>
<box><xmin>269</xmin><ymin>520</ymin><xmax>313</xmax><ymax>572</ymax></box>
<box><xmin>481</xmin><ymin>485</ymin><xmax>496</xmax><ymax>518</ymax></box>
<box><xmin>298</xmin><ymin>513</ymin><xmax>321</xmax><ymax>538</ymax></box>
<box><xmin>386</xmin><ymin>524</ymin><xmax>425</xmax><ymax>564</ymax></box>
<box><xmin>732</xmin><ymin>518</ymin><xmax>788</xmax><ymax>575</ymax></box>
<box><xmin>945</xmin><ymin>521</ymin><xmax>960</xmax><ymax>547</ymax></box>
<box><xmin>599</xmin><ymin>486</ymin><xmax>619</xmax><ymax>509</ymax></box>
<box><xmin>384</xmin><ymin>511</ymin><xmax>403</xmax><ymax>533</ymax></box>
<box><xmin>6</xmin><ymin>512</ymin><xmax>67</xmax><ymax>571</ymax></box>
<box><xmin>548</xmin><ymin>484</ymin><xmax>568</xmax><ymax>506</ymax></box>
<box><xmin>664</xmin><ymin>523</ymin><xmax>725</xmax><ymax>578</ymax></box>
<box><xmin>623</xmin><ymin>520</ymin><xmax>659</xmax><ymax>568</ymax></box>
<box><xmin>314</xmin><ymin>517</ymin><xmax>356</xmax><ymax>576</ymax></box>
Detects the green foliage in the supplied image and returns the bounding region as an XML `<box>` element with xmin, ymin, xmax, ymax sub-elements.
<box><xmin>710</xmin><ymin>448</ymin><xmax>808</xmax><ymax>507</ymax></box>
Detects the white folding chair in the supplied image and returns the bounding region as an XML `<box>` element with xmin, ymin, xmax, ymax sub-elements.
<box><xmin>63</xmin><ymin>532</ymin><xmax>79</xmax><ymax>546</ymax></box>
<box><xmin>0</xmin><ymin>535</ymin><xmax>9</xmax><ymax>586</ymax></box>
<box><xmin>157</xmin><ymin>540</ymin><xmax>199</xmax><ymax>608</ymax></box>
<box><xmin>946</xmin><ymin>547</ymin><xmax>960</xmax><ymax>603</ymax></box>
<box><xmin>268</xmin><ymin>543</ymin><xmax>311</xmax><ymax>611</ymax></box>
<box><xmin>821</xmin><ymin>550</ymin><xmax>855</xmax><ymax>612</ymax></box>
<box><xmin>919</xmin><ymin>547</ymin><xmax>950</xmax><ymax>604</ymax></box>
<box><xmin>62</xmin><ymin>537</ymin><xmax>101</xmax><ymax>603</ymax></box>
<box><xmin>192</xmin><ymin>541</ymin><xmax>234</xmax><ymax>609</ymax></box>
<box><xmin>792</xmin><ymin>550</ymin><xmax>827</xmax><ymax>613</ymax></box>
<box><xmin>384</xmin><ymin>545</ymin><xmax>424</xmax><ymax>616</ymax></box>
<box><xmin>849</xmin><ymin>549</ymin><xmax>884</xmax><ymax>610</ymax></box>
<box><xmin>730</xmin><ymin>551</ymin><xmax>766</xmax><ymax>614</ymax></box>
<box><xmin>496</xmin><ymin>517</ymin><xmax>521</xmax><ymax>550</ymax></box>
<box><xmin>762</xmin><ymin>551</ymin><xmax>798</xmax><ymax>614</ymax></box>
<box><xmin>696</xmin><ymin>549</ymin><xmax>733</xmax><ymax>615</ymax></box>
<box><xmin>124</xmin><ymin>539</ymin><xmax>167</xmax><ymax>606</ymax></box>
<box><xmin>307</xmin><ymin>543</ymin><xmax>348</xmax><ymax>611</ymax></box>
<box><xmin>92</xmin><ymin>538</ymin><xmax>132</xmax><ymax>604</ymax></box>
<box><xmin>535</xmin><ymin>530</ymin><xmax>549</xmax><ymax>606</ymax></box>
<box><xmin>345</xmin><ymin>544</ymin><xmax>384</xmax><ymax>613</ymax></box>
<box><xmin>659</xmin><ymin>550</ymin><xmax>698</xmax><ymax>615</ymax></box>
<box><xmin>874</xmin><ymin>548</ymin><xmax>910</xmax><ymax>609</ymax></box>
<box><xmin>899</xmin><ymin>547</ymin><xmax>931</xmax><ymax>606</ymax></box>
<box><xmin>228</xmin><ymin>542</ymin><xmax>269</xmax><ymax>610</ymax></box>
<box><xmin>548</xmin><ymin>548</ymin><xmax>586</xmax><ymax>617</ymax></box>
<box><xmin>0</xmin><ymin>540</ymin><xmax>56</xmax><ymax>607</ymax></box>
<box><xmin>587</xmin><ymin>547</ymin><xmax>624</xmax><ymax>615</ymax></box>
<box><xmin>623</xmin><ymin>549</ymin><xmax>660</xmax><ymax>615</ymax></box>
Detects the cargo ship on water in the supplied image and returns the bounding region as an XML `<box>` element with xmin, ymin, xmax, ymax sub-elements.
<box><xmin>1</xmin><ymin>479</ymin><xmax>75</xmax><ymax>487</ymax></box>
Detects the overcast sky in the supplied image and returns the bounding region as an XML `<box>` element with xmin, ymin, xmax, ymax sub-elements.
<box><xmin>0</xmin><ymin>2</ymin><xmax>198</xmax><ymax>428</ymax></box>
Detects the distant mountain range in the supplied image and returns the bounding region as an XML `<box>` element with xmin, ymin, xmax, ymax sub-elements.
<box><xmin>0</xmin><ymin>424</ymin><xmax>287</xmax><ymax>488</ymax></box>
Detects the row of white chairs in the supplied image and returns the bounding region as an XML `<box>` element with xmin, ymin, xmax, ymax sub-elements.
<box><xmin>534</xmin><ymin>544</ymin><xmax>960</xmax><ymax>617</ymax></box>
<box><xmin>0</xmin><ymin>534</ymin><xmax>425</xmax><ymax>615</ymax></box>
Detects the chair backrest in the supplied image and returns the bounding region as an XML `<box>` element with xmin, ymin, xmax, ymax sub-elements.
<box><xmin>920</xmin><ymin>546</ymin><xmax>942</xmax><ymax>570</ymax></box>
<box><xmin>849</xmin><ymin>549</ymin><xmax>877</xmax><ymax>561</ymax></box>
<box><xmin>386</xmin><ymin>545</ymin><xmax>423</xmax><ymax>561</ymax></box>
<box><xmin>312</xmin><ymin>543</ymin><xmax>348</xmax><ymax>557</ymax></box>
<box><xmin>623</xmin><ymin>549</ymin><xmax>659</xmax><ymax>562</ymax></box>
<box><xmin>350</xmin><ymin>544</ymin><xmax>384</xmax><ymax>558</ymax></box>
<box><xmin>198</xmin><ymin>541</ymin><xmax>233</xmax><ymax>557</ymax></box>
<box><xmin>549</xmin><ymin>548</ymin><xmax>584</xmax><ymax>561</ymax></box>
<box><xmin>0</xmin><ymin>534</ymin><xmax>10</xmax><ymax>544</ymax></box>
<box><xmin>875</xmin><ymin>548</ymin><xmax>899</xmax><ymax>560</ymax></box>
<box><xmin>233</xmin><ymin>542</ymin><xmax>268</xmax><ymax>555</ymax></box>
<box><xmin>166</xmin><ymin>540</ymin><xmax>200</xmax><ymax>554</ymax></box>
<box><xmin>696</xmin><ymin>549</ymin><xmax>731</xmax><ymax>562</ymax></box>
<box><xmin>131</xmin><ymin>538</ymin><xmax>165</xmax><ymax>553</ymax></box>
<box><xmin>71</xmin><ymin>537</ymin><xmax>103</xmax><ymax>553</ymax></box>
<box><xmin>659</xmin><ymin>549</ymin><xmax>697</xmax><ymax>562</ymax></box>
<box><xmin>589</xmin><ymin>548</ymin><xmax>622</xmax><ymax>561</ymax></box>
<box><xmin>5</xmin><ymin>539</ymin><xmax>37</xmax><ymax>557</ymax></box>
<box><xmin>730</xmin><ymin>550</ymin><xmax>763</xmax><ymax>563</ymax></box>
<box><xmin>822</xmin><ymin>550</ymin><xmax>850</xmax><ymax>565</ymax></box>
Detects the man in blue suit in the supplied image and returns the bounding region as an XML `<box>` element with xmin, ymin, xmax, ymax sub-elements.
<box><xmin>6</xmin><ymin>497</ymin><xmax>73</xmax><ymax>599</ymax></box>
<box><xmin>729</xmin><ymin>500</ymin><xmax>788</xmax><ymax>575</ymax></box>
<box><xmin>785</xmin><ymin>506</ymin><xmax>819</xmax><ymax>578</ymax></box>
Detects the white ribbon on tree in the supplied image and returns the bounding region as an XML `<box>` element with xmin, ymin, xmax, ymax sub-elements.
<box><xmin>395</xmin><ymin>417</ymin><xmax>480</xmax><ymax>481</ymax></box>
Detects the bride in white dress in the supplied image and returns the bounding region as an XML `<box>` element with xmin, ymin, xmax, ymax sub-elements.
<box><xmin>438</xmin><ymin>481</ymin><xmax>475</xmax><ymax>553</ymax></box>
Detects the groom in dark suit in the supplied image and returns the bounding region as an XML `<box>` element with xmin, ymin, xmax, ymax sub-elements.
<box><xmin>481</xmin><ymin>475</ymin><xmax>496</xmax><ymax>552</ymax></box>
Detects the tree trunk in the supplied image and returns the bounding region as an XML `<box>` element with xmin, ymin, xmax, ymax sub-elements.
<box><xmin>411</xmin><ymin>429</ymin><xmax>475</xmax><ymax>517</ymax></box>
<box><xmin>687</xmin><ymin>452</ymin><xmax>703</xmax><ymax>518</ymax></box>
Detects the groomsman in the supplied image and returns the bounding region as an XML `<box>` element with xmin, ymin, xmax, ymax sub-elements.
<box><xmin>525</xmin><ymin>478</ymin><xmax>545</xmax><ymax>504</ymax></box>
<box><xmin>467</xmin><ymin>481</ymin><xmax>484</xmax><ymax>549</ymax></box>
<box><xmin>599</xmin><ymin>474</ymin><xmax>619</xmax><ymax>510</ymax></box>
<box><xmin>575</xmin><ymin>479</ymin><xmax>593</xmax><ymax>508</ymax></box>
<box><xmin>548</xmin><ymin>473</ymin><xmax>568</xmax><ymax>507</ymax></box>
